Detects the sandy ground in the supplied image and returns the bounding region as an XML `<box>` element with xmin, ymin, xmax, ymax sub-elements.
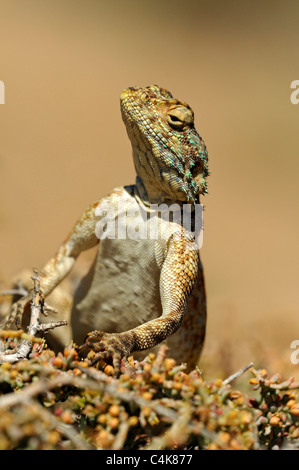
<box><xmin>1</xmin><ymin>0</ymin><xmax>299</xmax><ymax>380</ymax></box>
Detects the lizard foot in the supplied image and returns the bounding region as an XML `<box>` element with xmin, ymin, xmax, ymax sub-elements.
<box><xmin>77</xmin><ymin>330</ymin><xmax>133</xmax><ymax>376</ymax></box>
<box><xmin>0</xmin><ymin>295</ymin><xmax>31</xmax><ymax>330</ymax></box>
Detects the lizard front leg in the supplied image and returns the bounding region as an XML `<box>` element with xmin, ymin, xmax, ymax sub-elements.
<box><xmin>79</xmin><ymin>230</ymin><xmax>199</xmax><ymax>374</ymax></box>
<box><xmin>2</xmin><ymin>202</ymin><xmax>100</xmax><ymax>329</ymax></box>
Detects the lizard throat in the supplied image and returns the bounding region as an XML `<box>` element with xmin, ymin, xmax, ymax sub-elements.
<box><xmin>130</xmin><ymin>133</ymin><xmax>209</xmax><ymax>204</ymax></box>
<box><xmin>132</xmin><ymin>146</ymin><xmax>206</xmax><ymax>205</ymax></box>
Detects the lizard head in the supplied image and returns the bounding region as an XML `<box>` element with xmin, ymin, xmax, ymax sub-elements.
<box><xmin>120</xmin><ymin>85</ymin><xmax>209</xmax><ymax>205</ymax></box>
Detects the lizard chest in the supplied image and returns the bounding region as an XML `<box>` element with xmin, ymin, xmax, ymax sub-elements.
<box><xmin>71</xmin><ymin>234</ymin><xmax>166</xmax><ymax>337</ymax></box>
<box><xmin>70</xmin><ymin>186</ymin><xmax>200</xmax><ymax>342</ymax></box>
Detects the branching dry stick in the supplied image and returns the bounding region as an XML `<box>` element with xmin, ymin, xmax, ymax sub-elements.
<box><xmin>79</xmin><ymin>364</ymin><xmax>178</xmax><ymax>421</ymax></box>
<box><xmin>0</xmin><ymin>379</ymin><xmax>93</xmax><ymax>450</ymax></box>
<box><xmin>0</xmin><ymin>375</ymin><xmax>74</xmax><ymax>408</ymax></box>
<box><xmin>112</xmin><ymin>410</ymin><xmax>130</xmax><ymax>450</ymax></box>
<box><xmin>143</xmin><ymin>403</ymin><xmax>192</xmax><ymax>450</ymax></box>
<box><xmin>0</xmin><ymin>272</ymin><xmax>67</xmax><ymax>364</ymax></box>
<box><xmin>0</xmin><ymin>366</ymin><xmax>177</xmax><ymax>422</ymax></box>
<box><xmin>222</xmin><ymin>362</ymin><xmax>254</xmax><ymax>386</ymax></box>
<box><xmin>25</xmin><ymin>398</ymin><xmax>94</xmax><ymax>450</ymax></box>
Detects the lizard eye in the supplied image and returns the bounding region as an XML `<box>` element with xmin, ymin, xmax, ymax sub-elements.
<box><xmin>166</xmin><ymin>106</ymin><xmax>193</xmax><ymax>131</ymax></box>
<box><xmin>167</xmin><ymin>114</ymin><xmax>184</xmax><ymax>130</ymax></box>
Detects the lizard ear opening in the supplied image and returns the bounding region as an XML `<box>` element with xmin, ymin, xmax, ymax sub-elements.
<box><xmin>190</xmin><ymin>161</ymin><xmax>202</xmax><ymax>177</ymax></box>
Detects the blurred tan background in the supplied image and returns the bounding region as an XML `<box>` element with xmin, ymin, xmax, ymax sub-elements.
<box><xmin>0</xmin><ymin>0</ymin><xmax>299</xmax><ymax>379</ymax></box>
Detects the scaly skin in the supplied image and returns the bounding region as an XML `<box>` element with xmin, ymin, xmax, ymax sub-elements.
<box><xmin>3</xmin><ymin>86</ymin><xmax>209</xmax><ymax>374</ymax></box>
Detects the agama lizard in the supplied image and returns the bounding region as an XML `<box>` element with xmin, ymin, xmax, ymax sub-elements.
<box><xmin>3</xmin><ymin>85</ymin><xmax>209</xmax><ymax>372</ymax></box>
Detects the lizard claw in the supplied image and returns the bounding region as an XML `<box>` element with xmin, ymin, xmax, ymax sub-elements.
<box><xmin>77</xmin><ymin>330</ymin><xmax>133</xmax><ymax>376</ymax></box>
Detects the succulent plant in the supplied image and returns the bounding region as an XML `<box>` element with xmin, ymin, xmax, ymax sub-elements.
<box><xmin>0</xmin><ymin>333</ymin><xmax>298</xmax><ymax>450</ymax></box>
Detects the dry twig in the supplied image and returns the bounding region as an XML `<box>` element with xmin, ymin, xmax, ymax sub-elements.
<box><xmin>222</xmin><ymin>362</ymin><xmax>254</xmax><ymax>385</ymax></box>
<box><xmin>0</xmin><ymin>271</ymin><xmax>67</xmax><ymax>364</ymax></box>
